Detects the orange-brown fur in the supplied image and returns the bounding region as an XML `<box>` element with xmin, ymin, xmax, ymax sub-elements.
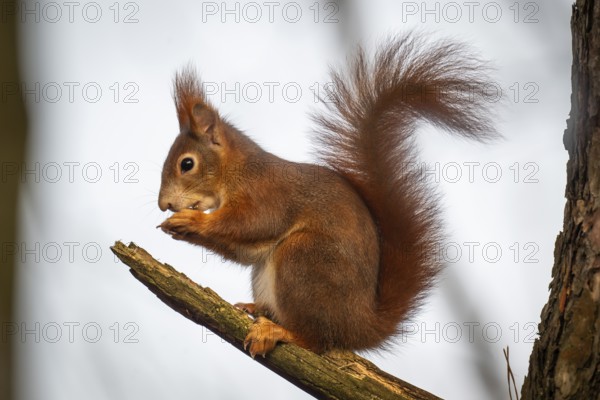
<box><xmin>159</xmin><ymin>33</ymin><xmax>497</xmax><ymax>356</ymax></box>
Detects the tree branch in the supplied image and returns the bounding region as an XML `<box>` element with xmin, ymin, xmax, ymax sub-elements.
<box><xmin>110</xmin><ymin>241</ymin><xmax>441</xmax><ymax>400</ymax></box>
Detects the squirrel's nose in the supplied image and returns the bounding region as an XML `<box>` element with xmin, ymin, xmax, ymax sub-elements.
<box><xmin>158</xmin><ymin>198</ymin><xmax>173</xmax><ymax>212</ymax></box>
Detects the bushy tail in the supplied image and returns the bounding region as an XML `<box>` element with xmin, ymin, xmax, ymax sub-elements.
<box><xmin>313</xmin><ymin>33</ymin><xmax>498</xmax><ymax>343</ymax></box>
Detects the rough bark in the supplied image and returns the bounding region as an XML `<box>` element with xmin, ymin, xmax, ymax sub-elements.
<box><xmin>111</xmin><ymin>241</ymin><xmax>441</xmax><ymax>400</ymax></box>
<box><xmin>521</xmin><ymin>0</ymin><xmax>600</xmax><ymax>398</ymax></box>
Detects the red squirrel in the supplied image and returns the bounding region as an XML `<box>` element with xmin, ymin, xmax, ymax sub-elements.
<box><xmin>158</xmin><ymin>34</ymin><xmax>497</xmax><ymax>357</ymax></box>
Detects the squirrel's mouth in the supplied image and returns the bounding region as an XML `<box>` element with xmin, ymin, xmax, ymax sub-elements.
<box><xmin>188</xmin><ymin>200</ymin><xmax>217</xmax><ymax>214</ymax></box>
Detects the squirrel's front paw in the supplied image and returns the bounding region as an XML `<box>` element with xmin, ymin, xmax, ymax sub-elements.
<box><xmin>159</xmin><ymin>209</ymin><xmax>201</xmax><ymax>240</ymax></box>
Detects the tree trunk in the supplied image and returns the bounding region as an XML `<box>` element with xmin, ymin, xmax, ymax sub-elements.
<box><xmin>521</xmin><ymin>0</ymin><xmax>600</xmax><ymax>398</ymax></box>
<box><xmin>0</xmin><ymin>2</ymin><xmax>28</xmax><ymax>400</ymax></box>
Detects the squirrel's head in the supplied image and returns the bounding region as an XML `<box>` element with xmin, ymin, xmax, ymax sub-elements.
<box><xmin>158</xmin><ymin>68</ymin><xmax>229</xmax><ymax>213</ymax></box>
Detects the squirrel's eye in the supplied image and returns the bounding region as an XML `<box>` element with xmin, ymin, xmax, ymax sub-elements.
<box><xmin>180</xmin><ymin>157</ymin><xmax>194</xmax><ymax>173</ymax></box>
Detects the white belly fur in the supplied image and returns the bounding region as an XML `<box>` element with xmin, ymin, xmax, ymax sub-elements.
<box><xmin>252</xmin><ymin>260</ymin><xmax>280</xmax><ymax>319</ymax></box>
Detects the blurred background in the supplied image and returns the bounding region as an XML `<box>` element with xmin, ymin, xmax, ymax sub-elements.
<box><xmin>2</xmin><ymin>0</ymin><xmax>573</xmax><ymax>399</ymax></box>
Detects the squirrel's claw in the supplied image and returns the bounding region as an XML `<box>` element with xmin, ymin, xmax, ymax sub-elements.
<box><xmin>234</xmin><ymin>302</ymin><xmax>257</xmax><ymax>316</ymax></box>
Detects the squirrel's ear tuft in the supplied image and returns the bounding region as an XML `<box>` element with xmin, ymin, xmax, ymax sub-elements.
<box><xmin>173</xmin><ymin>66</ymin><xmax>222</xmax><ymax>145</ymax></box>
